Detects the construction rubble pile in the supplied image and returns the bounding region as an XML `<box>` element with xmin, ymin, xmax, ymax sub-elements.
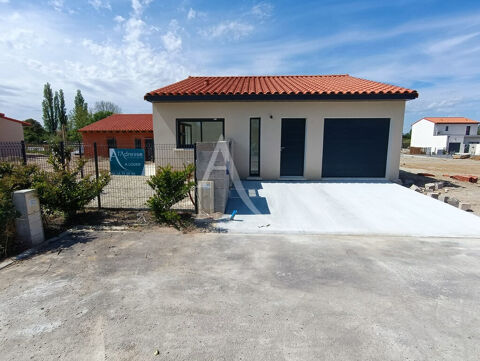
<box><xmin>408</xmin><ymin>181</ymin><xmax>472</xmax><ymax>211</ymax></box>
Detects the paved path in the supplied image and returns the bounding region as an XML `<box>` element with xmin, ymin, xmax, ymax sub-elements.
<box><xmin>221</xmin><ymin>181</ymin><xmax>480</xmax><ymax>236</ymax></box>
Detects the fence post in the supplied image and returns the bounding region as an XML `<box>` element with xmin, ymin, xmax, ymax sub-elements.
<box><xmin>20</xmin><ymin>140</ymin><xmax>27</xmax><ymax>165</ymax></box>
<box><xmin>78</xmin><ymin>141</ymin><xmax>84</xmax><ymax>178</ymax></box>
<box><xmin>60</xmin><ymin>141</ymin><xmax>65</xmax><ymax>169</ymax></box>
<box><xmin>94</xmin><ymin>142</ymin><xmax>101</xmax><ymax>209</ymax></box>
<box><xmin>193</xmin><ymin>143</ymin><xmax>198</xmax><ymax>214</ymax></box>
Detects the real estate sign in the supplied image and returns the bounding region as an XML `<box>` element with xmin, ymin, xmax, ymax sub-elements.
<box><xmin>109</xmin><ymin>148</ymin><xmax>145</xmax><ymax>176</ymax></box>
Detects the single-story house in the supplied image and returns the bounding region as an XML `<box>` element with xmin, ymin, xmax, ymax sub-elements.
<box><xmin>0</xmin><ymin>113</ymin><xmax>31</xmax><ymax>142</ymax></box>
<box><xmin>145</xmin><ymin>75</ymin><xmax>418</xmax><ymax>180</ymax></box>
<box><xmin>79</xmin><ymin>114</ymin><xmax>154</xmax><ymax>159</ymax></box>
<box><xmin>410</xmin><ymin>117</ymin><xmax>480</xmax><ymax>154</ymax></box>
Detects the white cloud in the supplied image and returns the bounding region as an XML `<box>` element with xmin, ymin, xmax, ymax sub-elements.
<box><xmin>131</xmin><ymin>0</ymin><xmax>153</xmax><ymax>16</ymax></box>
<box><xmin>187</xmin><ymin>8</ymin><xmax>196</xmax><ymax>20</ymax></box>
<box><xmin>0</xmin><ymin>28</ymin><xmax>45</xmax><ymax>50</ymax></box>
<box><xmin>89</xmin><ymin>0</ymin><xmax>111</xmax><ymax>11</ymax></box>
<box><xmin>0</xmin><ymin>1</ymin><xmax>190</xmax><ymax>121</ymax></box>
<box><xmin>48</xmin><ymin>0</ymin><xmax>63</xmax><ymax>12</ymax></box>
<box><xmin>201</xmin><ymin>21</ymin><xmax>254</xmax><ymax>40</ymax></box>
<box><xmin>162</xmin><ymin>31</ymin><xmax>182</xmax><ymax>52</ymax></box>
<box><xmin>426</xmin><ymin>32</ymin><xmax>480</xmax><ymax>54</ymax></box>
<box><xmin>114</xmin><ymin>15</ymin><xmax>125</xmax><ymax>23</ymax></box>
<box><xmin>251</xmin><ymin>2</ymin><xmax>273</xmax><ymax>19</ymax></box>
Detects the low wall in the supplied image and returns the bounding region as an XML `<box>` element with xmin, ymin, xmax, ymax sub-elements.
<box><xmin>196</xmin><ymin>141</ymin><xmax>232</xmax><ymax>213</ymax></box>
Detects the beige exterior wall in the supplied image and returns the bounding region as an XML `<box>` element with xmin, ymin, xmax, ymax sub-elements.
<box><xmin>152</xmin><ymin>100</ymin><xmax>406</xmax><ymax>180</ymax></box>
<box><xmin>0</xmin><ymin>117</ymin><xmax>25</xmax><ymax>142</ymax></box>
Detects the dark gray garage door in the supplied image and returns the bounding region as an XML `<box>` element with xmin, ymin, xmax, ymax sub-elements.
<box><xmin>322</xmin><ymin>118</ymin><xmax>390</xmax><ymax>177</ymax></box>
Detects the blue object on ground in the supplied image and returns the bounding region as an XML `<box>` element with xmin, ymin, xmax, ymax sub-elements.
<box><xmin>230</xmin><ymin>210</ymin><xmax>237</xmax><ymax>220</ymax></box>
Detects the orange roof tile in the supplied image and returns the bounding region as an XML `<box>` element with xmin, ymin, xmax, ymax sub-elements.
<box><xmin>145</xmin><ymin>75</ymin><xmax>418</xmax><ymax>101</ymax></box>
<box><xmin>79</xmin><ymin>114</ymin><xmax>152</xmax><ymax>132</ymax></box>
<box><xmin>422</xmin><ymin>117</ymin><xmax>479</xmax><ymax>124</ymax></box>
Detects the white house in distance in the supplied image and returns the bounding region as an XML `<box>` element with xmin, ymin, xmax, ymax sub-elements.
<box><xmin>410</xmin><ymin>117</ymin><xmax>480</xmax><ymax>154</ymax></box>
<box><xmin>0</xmin><ymin>113</ymin><xmax>31</xmax><ymax>142</ymax></box>
<box><xmin>145</xmin><ymin>75</ymin><xmax>418</xmax><ymax>180</ymax></box>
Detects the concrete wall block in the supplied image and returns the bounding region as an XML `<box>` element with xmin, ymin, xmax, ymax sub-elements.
<box><xmin>428</xmin><ymin>192</ymin><xmax>440</xmax><ymax>199</ymax></box>
<box><xmin>459</xmin><ymin>202</ymin><xmax>472</xmax><ymax>211</ymax></box>
<box><xmin>438</xmin><ymin>195</ymin><xmax>449</xmax><ymax>203</ymax></box>
<box><xmin>410</xmin><ymin>184</ymin><xmax>421</xmax><ymax>192</ymax></box>
<box><xmin>434</xmin><ymin>182</ymin><xmax>444</xmax><ymax>190</ymax></box>
<box><xmin>196</xmin><ymin>142</ymin><xmax>216</xmax><ymax>151</ymax></box>
<box><xmin>196</xmin><ymin>151</ymin><xmax>214</xmax><ymax>164</ymax></box>
<box><xmin>424</xmin><ymin>183</ymin><xmax>436</xmax><ymax>191</ymax></box>
<box><xmin>447</xmin><ymin>197</ymin><xmax>460</xmax><ymax>207</ymax></box>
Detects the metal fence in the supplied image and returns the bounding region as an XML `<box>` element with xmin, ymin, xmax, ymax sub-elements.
<box><xmin>0</xmin><ymin>141</ymin><xmax>196</xmax><ymax>211</ymax></box>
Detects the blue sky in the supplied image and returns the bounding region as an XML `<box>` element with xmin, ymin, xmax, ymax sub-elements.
<box><xmin>1</xmin><ymin>0</ymin><xmax>480</xmax><ymax>132</ymax></box>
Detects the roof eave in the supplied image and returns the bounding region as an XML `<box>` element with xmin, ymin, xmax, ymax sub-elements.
<box><xmin>144</xmin><ymin>92</ymin><xmax>418</xmax><ymax>102</ymax></box>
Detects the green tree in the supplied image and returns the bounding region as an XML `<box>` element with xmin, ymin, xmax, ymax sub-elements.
<box><xmin>23</xmin><ymin>119</ymin><xmax>47</xmax><ymax>143</ymax></box>
<box><xmin>71</xmin><ymin>90</ymin><xmax>91</xmax><ymax>128</ymax></box>
<box><xmin>91</xmin><ymin>110</ymin><xmax>113</xmax><ymax>123</ymax></box>
<box><xmin>42</xmin><ymin>83</ymin><xmax>56</xmax><ymax>133</ymax></box>
<box><xmin>68</xmin><ymin>90</ymin><xmax>92</xmax><ymax>142</ymax></box>
<box><xmin>54</xmin><ymin>90</ymin><xmax>68</xmax><ymax>141</ymax></box>
<box><xmin>93</xmin><ymin>101</ymin><xmax>121</xmax><ymax>114</ymax></box>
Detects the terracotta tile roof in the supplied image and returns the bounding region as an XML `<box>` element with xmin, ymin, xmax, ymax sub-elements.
<box><xmin>79</xmin><ymin>114</ymin><xmax>152</xmax><ymax>132</ymax></box>
<box><xmin>423</xmin><ymin>117</ymin><xmax>479</xmax><ymax>124</ymax></box>
<box><xmin>145</xmin><ymin>75</ymin><xmax>418</xmax><ymax>100</ymax></box>
<box><xmin>0</xmin><ymin>113</ymin><xmax>31</xmax><ymax>126</ymax></box>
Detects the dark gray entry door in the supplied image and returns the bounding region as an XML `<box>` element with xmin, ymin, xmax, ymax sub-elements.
<box><xmin>322</xmin><ymin>118</ymin><xmax>390</xmax><ymax>177</ymax></box>
<box><xmin>144</xmin><ymin>139</ymin><xmax>154</xmax><ymax>161</ymax></box>
<box><xmin>448</xmin><ymin>142</ymin><xmax>460</xmax><ymax>153</ymax></box>
<box><xmin>280</xmin><ymin>118</ymin><xmax>306</xmax><ymax>176</ymax></box>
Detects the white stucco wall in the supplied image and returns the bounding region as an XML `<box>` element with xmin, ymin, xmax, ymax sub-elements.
<box><xmin>0</xmin><ymin>117</ymin><xmax>24</xmax><ymax>142</ymax></box>
<box><xmin>434</xmin><ymin>123</ymin><xmax>479</xmax><ymax>136</ymax></box>
<box><xmin>411</xmin><ymin>119</ymin><xmax>449</xmax><ymax>152</ymax></box>
<box><xmin>411</xmin><ymin>119</ymin><xmax>480</xmax><ymax>153</ymax></box>
<box><xmin>152</xmin><ymin>100</ymin><xmax>407</xmax><ymax>180</ymax></box>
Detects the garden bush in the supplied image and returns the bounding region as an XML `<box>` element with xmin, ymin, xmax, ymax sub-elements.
<box><xmin>0</xmin><ymin>190</ymin><xmax>19</xmax><ymax>257</ymax></box>
<box><xmin>0</xmin><ymin>162</ymin><xmax>40</xmax><ymax>258</ymax></box>
<box><xmin>146</xmin><ymin>164</ymin><xmax>195</xmax><ymax>224</ymax></box>
<box><xmin>0</xmin><ymin>162</ymin><xmax>40</xmax><ymax>192</ymax></box>
<box><xmin>35</xmin><ymin>146</ymin><xmax>110</xmax><ymax>220</ymax></box>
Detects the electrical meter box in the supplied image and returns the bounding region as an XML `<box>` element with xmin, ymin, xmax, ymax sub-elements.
<box><xmin>13</xmin><ymin>189</ymin><xmax>45</xmax><ymax>246</ymax></box>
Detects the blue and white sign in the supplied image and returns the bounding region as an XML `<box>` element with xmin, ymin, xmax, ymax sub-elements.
<box><xmin>109</xmin><ymin>148</ymin><xmax>145</xmax><ymax>176</ymax></box>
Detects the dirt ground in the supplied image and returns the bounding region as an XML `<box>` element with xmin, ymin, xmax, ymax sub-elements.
<box><xmin>400</xmin><ymin>154</ymin><xmax>480</xmax><ymax>215</ymax></box>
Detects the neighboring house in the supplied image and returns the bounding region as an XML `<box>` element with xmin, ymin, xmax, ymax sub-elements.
<box><xmin>410</xmin><ymin>117</ymin><xmax>480</xmax><ymax>154</ymax></box>
<box><xmin>79</xmin><ymin>114</ymin><xmax>154</xmax><ymax>159</ymax></box>
<box><xmin>145</xmin><ymin>75</ymin><xmax>418</xmax><ymax>180</ymax></box>
<box><xmin>0</xmin><ymin>113</ymin><xmax>31</xmax><ymax>142</ymax></box>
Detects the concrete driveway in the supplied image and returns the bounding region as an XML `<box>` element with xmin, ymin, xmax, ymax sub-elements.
<box><xmin>1</xmin><ymin>230</ymin><xmax>480</xmax><ymax>360</ymax></box>
<box><xmin>221</xmin><ymin>181</ymin><xmax>480</xmax><ymax>237</ymax></box>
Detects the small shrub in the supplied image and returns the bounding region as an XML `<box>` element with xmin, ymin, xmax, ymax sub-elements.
<box><xmin>147</xmin><ymin>164</ymin><xmax>195</xmax><ymax>224</ymax></box>
<box><xmin>0</xmin><ymin>162</ymin><xmax>40</xmax><ymax>193</ymax></box>
<box><xmin>0</xmin><ymin>162</ymin><xmax>41</xmax><ymax>258</ymax></box>
<box><xmin>0</xmin><ymin>190</ymin><xmax>19</xmax><ymax>257</ymax></box>
<box><xmin>35</xmin><ymin>151</ymin><xmax>110</xmax><ymax>220</ymax></box>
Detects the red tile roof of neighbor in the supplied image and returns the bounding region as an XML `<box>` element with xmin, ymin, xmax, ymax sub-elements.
<box><xmin>422</xmin><ymin>117</ymin><xmax>479</xmax><ymax>124</ymax></box>
<box><xmin>0</xmin><ymin>113</ymin><xmax>31</xmax><ymax>126</ymax></box>
<box><xmin>145</xmin><ymin>75</ymin><xmax>418</xmax><ymax>100</ymax></box>
<box><xmin>79</xmin><ymin>114</ymin><xmax>152</xmax><ymax>132</ymax></box>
